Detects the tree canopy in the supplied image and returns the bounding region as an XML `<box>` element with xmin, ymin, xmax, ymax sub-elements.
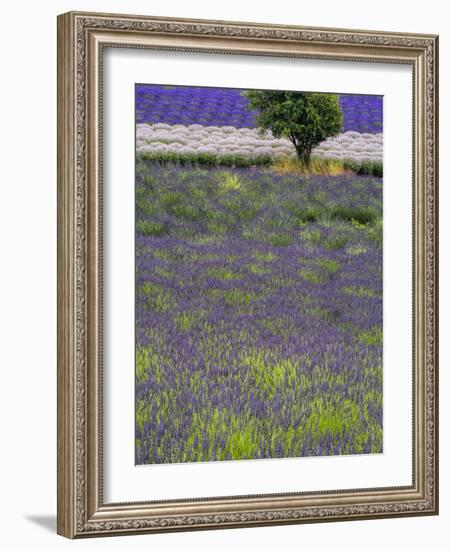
<box><xmin>244</xmin><ymin>90</ymin><xmax>343</xmax><ymax>165</ymax></box>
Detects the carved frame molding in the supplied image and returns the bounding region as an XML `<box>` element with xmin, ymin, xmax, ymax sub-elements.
<box><xmin>57</xmin><ymin>11</ymin><xmax>438</xmax><ymax>538</ymax></box>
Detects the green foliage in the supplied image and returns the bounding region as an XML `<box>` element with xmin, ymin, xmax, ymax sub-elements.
<box><xmin>315</xmin><ymin>258</ymin><xmax>340</xmax><ymax>273</ymax></box>
<box><xmin>372</xmin><ymin>161</ymin><xmax>383</xmax><ymax>178</ymax></box>
<box><xmin>358</xmin><ymin>160</ymin><xmax>372</xmax><ymax>176</ymax></box>
<box><xmin>196</xmin><ymin>152</ymin><xmax>219</xmax><ymax>167</ymax></box>
<box><xmin>218</xmin><ymin>172</ymin><xmax>242</xmax><ymax>191</ymax></box>
<box><xmin>305</xmin><ymin>398</ymin><xmax>361</xmax><ymax>440</ymax></box>
<box><xmin>222</xmin><ymin>198</ymin><xmax>261</xmax><ymax>222</ymax></box>
<box><xmin>205</xmin><ymin>207</ymin><xmax>232</xmax><ymax>234</ymax></box>
<box><xmin>323</xmin><ymin>235</ymin><xmax>350</xmax><ymax>250</ymax></box>
<box><xmin>244</xmin><ymin>90</ymin><xmax>342</xmax><ymax>165</ymax></box>
<box><xmin>154</xmin><ymin>266</ymin><xmax>173</xmax><ymax>278</ymax></box>
<box><xmin>218</xmin><ymin>154</ymin><xmax>241</xmax><ymax>167</ymax></box>
<box><xmin>343</xmin><ymin>158</ymin><xmax>383</xmax><ymax>178</ymax></box>
<box><xmin>159</xmin><ymin>191</ymin><xmax>200</xmax><ymax>220</ymax></box>
<box><xmin>136</xmin><ymin>186</ymin><xmax>159</xmax><ymax>216</ymax></box>
<box><xmin>248</xmin><ymin>264</ymin><xmax>272</xmax><ymax>275</ymax></box>
<box><xmin>298</xmin><ymin>268</ymin><xmax>327</xmax><ymax>284</ymax></box>
<box><xmin>175</xmin><ymin>310</ymin><xmax>206</xmax><ymax>331</ymax></box>
<box><xmin>330</xmin><ymin>205</ymin><xmax>377</xmax><ymax>225</ymax></box>
<box><xmin>136</xmin><ymin>162</ymin><xmax>155</xmax><ymax>188</ymax></box>
<box><xmin>253</xmin><ymin>250</ymin><xmax>278</xmax><ymax>263</ymax></box>
<box><xmin>172</xmin><ymin>203</ymin><xmax>200</xmax><ymax>220</ymax></box>
<box><xmin>207</xmin><ymin>266</ymin><xmax>240</xmax><ymax>280</ymax></box>
<box><xmin>138</xmin><ymin>148</ymin><xmax>382</xmax><ymax>178</ymax></box>
<box><xmin>299</xmin><ymin>228</ymin><xmax>323</xmax><ymax>247</ymax></box>
<box><xmin>342</xmin><ymin>285</ymin><xmax>377</xmax><ymax>298</ymax></box>
<box><xmin>343</xmin><ymin>158</ymin><xmax>360</xmax><ymax>172</ymax></box>
<box><xmin>346</xmin><ymin>245</ymin><xmax>368</xmax><ymax>256</ymax></box>
<box><xmin>136</xmin><ymin>220</ymin><xmax>166</xmax><ymax>236</ymax></box>
<box><xmin>208</xmin><ymin>288</ymin><xmax>258</xmax><ymax>307</ymax></box>
<box><xmin>358</xmin><ymin>326</ymin><xmax>383</xmax><ymax>346</ymax></box>
<box><xmin>139</xmin><ymin>282</ymin><xmax>174</xmax><ymax>312</ymax></box>
<box><xmin>253</xmin><ymin>154</ymin><xmax>273</xmax><ymax>166</ymax></box>
<box><xmin>139</xmin><ymin>150</ymin><xmax>272</xmax><ymax>168</ymax></box>
<box><xmin>291</xmin><ymin>204</ymin><xmax>378</xmax><ymax>226</ymax></box>
<box><xmin>365</xmin><ymin>218</ymin><xmax>383</xmax><ymax>247</ymax></box>
<box><xmin>265</xmin><ymin>233</ymin><xmax>293</xmax><ymax>247</ymax></box>
<box><xmin>242</xmin><ymin>351</ymin><xmax>298</xmax><ymax>399</ymax></box>
<box><xmin>294</xmin><ymin>207</ymin><xmax>320</xmax><ymax>224</ymax></box>
<box><xmin>160</xmin><ymin>191</ymin><xmax>183</xmax><ymax>211</ymax></box>
<box><xmin>207</xmin><ymin>220</ymin><xmax>229</xmax><ymax>235</ymax></box>
<box><xmin>273</xmin><ymin>155</ymin><xmax>348</xmax><ymax>176</ymax></box>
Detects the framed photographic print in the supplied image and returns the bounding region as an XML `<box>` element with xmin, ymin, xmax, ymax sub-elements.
<box><xmin>57</xmin><ymin>11</ymin><xmax>439</xmax><ymax>538</ymax></box>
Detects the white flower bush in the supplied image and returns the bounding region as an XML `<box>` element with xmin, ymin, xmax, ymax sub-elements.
<box><xmin>136</xmin><ymin>123</ymin><xmax>383</xmax><ymax>162</ymax></box>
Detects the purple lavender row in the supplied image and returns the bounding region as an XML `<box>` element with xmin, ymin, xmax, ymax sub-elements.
<box><xmin>135</xmin><ymin>84</ymin><xmax>383</xmax><ymax>133</ymax></box>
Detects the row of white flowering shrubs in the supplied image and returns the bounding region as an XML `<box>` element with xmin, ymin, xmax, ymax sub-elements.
<box><xmin>137</xmin><ymin>123</ymin><xmax>382</xmax><ymax>164</ymax></box>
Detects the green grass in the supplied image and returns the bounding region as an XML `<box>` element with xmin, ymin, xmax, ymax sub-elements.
<box><xmin>138</xmin><ymin>150</ymin><xmax>383</xmax><ymax>177</ymax></box>
<box><xmin>272</xmin><ymin>156</ymin><xmax>350</xmax><ymax>176</ymax></box>
<box><xmin>305</xmin><ymin>397</ymin><xmax>362</xmax><ymax>441</ymax></box>
<box><xmin>208</xmin><ymin>288</ymin><xmax>259</xmax><ymax>307</ymax></box>
<box><xmin>365</xmin><ymin>218</ymin><xmax>383</xmax><ymax>247</ymax></box>
<box><xmin>242</xmin><ymin>351</ymin><xmax>299</xmax><ymax>399</ymax></box>
<box><xmin>299</xmin><ymin>229</ymin><xmax>323</xmax><ymax>247</ymax></box>
<box><xmin>358</xmin><ymin>326</ymin><xmax>383</xmax><ymax>345</ymax></box>
<box><xmin>139</xmin><ymin>150</ymin><xmax>272</xmax><ymax>168</ymax></box>
<box><xmin>217</xmin><ymin>172</ymin><xmax>243</xmax><ymax>192</ymax></box>
<box><xmin>299</xmin><ymin>257</ymin><xmax>340</xmax><ymax>273</ymax></box>
<box><xmin>139</xmin><ymin>281</ymin><xmax>174</xmax><ymax>312</ymax></box>
<box><xmin>207</xmin><ymin>266</ymin><xmax>240</xmax><ymax>280</ymax></box>
<box><xmin>315</xmin><ymin>258</ymin><xmax>340</xmax><ymax>273</ymax></box>
<box><xmin>342</xmin><ymin>285</ymin><xmax>377</xmax><ymax>298</ymax></box>
<box><xmin>294</xmin><ymin>207</ymin><xmax>320</xmax><ymax>224</ymax></box>
<box><xmin>323</xmin><ymin>235</ymin><xmax>350</xmax><ymax>250</ymax></box>
<box><xmin>221</xmin><ymin>198</ymin><xmax>261</xmax><ymax>222</ymax></box>
<box><xmin>175</xmin><ymin>310</ymin><xmax>206</xmax><ymax>331</ymax></box>
<box><xmin>298</xmin><ymin>269</ymin><xmax>327</xmax><ymax>284</ymax></box>
<box><xmin>346</xmin><ymin>245</ymin><xmax>368</xmax><ymax>256</ymax></box>
<box><xmin>265</xmin><ymin>233</ymin><xmax>293</xmax><ymax>247</ymax></box>
<box><xmin>172</xmin><ymin>203</ymin><xmax>200</xmax><ymax>220</ymax></box>
<box><xmin>248</xmin><ymin>264</ymin><xmax>272</xmax><ymax>275</ymax></box>
<box><xmin>330</xmin><ymin>205</ymin><xmax>378</xmax><ymax>225</ymax></box>
<box><xmin>292</xmin><ymin>204</ymin><xmax>379</xmax><ymax>226</ymax></box>
<box><xmin>154</xmin><ymin>266</ymin><xmax>174</xmax><ymax>278</ymax></box>
<box><xmin>136</xmin><ymin>220</ymin><xmax>166</xmax><ymax>236</ymax></box>
<box><xmin>253</xmin><ymin>250</ymin><xmax>278</xmax><ymax>263</ymax></box>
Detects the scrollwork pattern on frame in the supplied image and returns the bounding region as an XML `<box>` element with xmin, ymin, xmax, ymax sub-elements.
<box><xmin>71</xmin><ymin>14</ymin><xmax>437</xmax><ymax>534</ymax></box>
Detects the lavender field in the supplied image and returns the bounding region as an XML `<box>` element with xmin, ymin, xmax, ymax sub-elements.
<box><xmin>135</xmin><ymin>86</ymin><xmax>383</xmax><ymax>166</ymax></box>
<box><xmin>136</xmin><ymin>84</ymin><xmax>383</xmax><ymax>133</ymax></box>
<box><xmin>135</xmin><ymin>84</ymin><xmax>383</xmax><ymax>465</ymax></box>
<box><xmin>135</xmin><ymin>161</ymin><xmax>383</xmax><ymax>464</ymax></box>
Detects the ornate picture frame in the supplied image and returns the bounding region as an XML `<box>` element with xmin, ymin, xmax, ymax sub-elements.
<box><xmin>57</xmin><ymin>11</ymin><xmax>438</xmax><ymax>538</ymax></box>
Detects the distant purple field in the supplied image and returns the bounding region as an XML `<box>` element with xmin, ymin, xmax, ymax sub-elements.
<box><xmin>136</xmin><ymin>84</ymin><xmax>383</xmax><ymax>134</ymax></box>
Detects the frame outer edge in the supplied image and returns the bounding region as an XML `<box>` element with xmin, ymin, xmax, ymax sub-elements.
<box><xmin>56</xmin><ymin>10</ymin><xmax>439</xmax><ymax>538</ymax></box>
<box><xmin>431</xmin><ymin>35</ymin><xmax>439</xmax><ymax>515</ymax></box>
<box><xmin>57</xmin><ymin>12</ymin><xmax>77</xmax><ymax>539</ymax></box>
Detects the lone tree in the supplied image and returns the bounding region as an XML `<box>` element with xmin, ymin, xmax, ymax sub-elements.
<box><xmin>244</xmin><ymin>90</ymin><xmax>342</xmax><ymax>166</ymax></box>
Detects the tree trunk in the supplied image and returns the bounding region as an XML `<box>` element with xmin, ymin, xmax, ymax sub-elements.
<box><xmin>293</xmin><ymin>143</ymin><xmax>311</xmax><ymax>166</ymax></box>
<box><xmin>289</xmin><ymin>136</ymin><xmax>312</xmax><ymax>166</ymax></box>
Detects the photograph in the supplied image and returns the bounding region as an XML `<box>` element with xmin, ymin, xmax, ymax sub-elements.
<box><xmin>134</xmin><ymin>84</ymin><xmax>384</xmax><ymax>465</ymax></box>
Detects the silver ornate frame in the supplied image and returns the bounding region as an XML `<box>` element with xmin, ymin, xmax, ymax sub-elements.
<box><xmin>57</xmin><ymin>11</ymin><xmax>439</xmax><ymax>538</ymax></box>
